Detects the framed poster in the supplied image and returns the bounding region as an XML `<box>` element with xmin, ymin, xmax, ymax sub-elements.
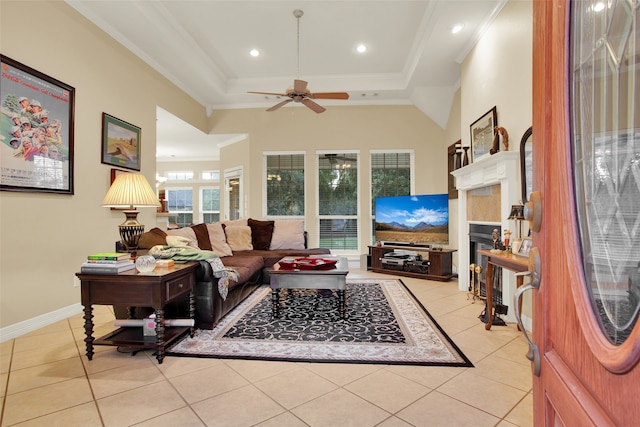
<box><xmin>470</xmin><ymin>106</ymin><xmax>497</xmax><ymax>162</ymax></box>
<box><xmin>101</xmin><ymin>113</ymin><xmax>140</xmax><ymax>171</ymax></box>
<box><xmin>0</xmin><ymin>55</ymin><xmax>75</xmax><ymax>194</ymax></box>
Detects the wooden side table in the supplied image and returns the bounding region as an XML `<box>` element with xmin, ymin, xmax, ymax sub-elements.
<box><xmin>477</xmin><ymin>249</ymin><xmax>529</xmax><ymax>330</ymax></box>
<box><xmin>76</xmin><ymin>262</ymin><xmax>198</xmax><ymax>364</ymax></box>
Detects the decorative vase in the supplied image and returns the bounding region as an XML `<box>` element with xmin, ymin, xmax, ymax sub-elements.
<box><xmin>462</xmin><ymin>147</ymin><xmax>470</xmax><ymax>166</ymax></box>
<box><xmin>135</xmin><ymin>255</ymin><xmax>156</xmax><ymax>273</ymax></box>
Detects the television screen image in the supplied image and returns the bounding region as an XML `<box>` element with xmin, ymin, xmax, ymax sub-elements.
<box><xmin>375</xmin><ymin>194</ymin><xmax>449</xmax><ymax>245</ymax></box>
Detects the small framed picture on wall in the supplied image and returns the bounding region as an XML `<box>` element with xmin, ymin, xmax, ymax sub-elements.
<box><xmin>470</xmin><ymin>106</ymin><xmax>497</xmax><ymax>162</ymax></box>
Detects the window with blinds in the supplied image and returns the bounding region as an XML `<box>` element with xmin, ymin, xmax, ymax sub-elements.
<box><xmin>201</xmin><ymin>187</ymin><xmax>220</xmax><ymax>223</ymax></box>
<box><xmin>318</xmin><ymin>153</ymin><xmax>358</xmax><ymax>250</ymax></box>
<box><xmin>370</xmin><ymin>151</ymin><xmax>412</xmax><ymax>215</ymax></box>
<box><xmin>167</xmin><ymin>188</ymin><xmax>193</xmax><ymax>227</ymax></box>
<box><xmin>266</xmin><ymin>153</ymin><xmax>305</xmax><ymax>216</ymax></box>
<box><xmin>370</xmin><ymin>151</ymin><xmax>413</xmax><ymax>244</ymax></box>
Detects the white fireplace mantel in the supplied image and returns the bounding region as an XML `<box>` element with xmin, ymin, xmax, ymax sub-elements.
<box><xmin>451</xmin><ymin>151</ymin><xmax>521</xmax><ymax>323</ymax></box>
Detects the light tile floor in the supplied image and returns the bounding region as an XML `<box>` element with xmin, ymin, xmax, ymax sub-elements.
<box><xmin>0</xmin><ymin>269</ymin><xmax>533</xmax><ymax>426</ymax></box>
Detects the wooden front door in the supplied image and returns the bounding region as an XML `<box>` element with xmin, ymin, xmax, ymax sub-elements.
<box><xmin>528</xmin><ymin>1</ymin><xmax>640</xmax><ymax>425</ymax></box>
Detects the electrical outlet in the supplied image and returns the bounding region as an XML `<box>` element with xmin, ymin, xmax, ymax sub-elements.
<box><xmin>73</xmin><ymin>276</ymin><xmax>81</xmax><ymax>288</ymax></box>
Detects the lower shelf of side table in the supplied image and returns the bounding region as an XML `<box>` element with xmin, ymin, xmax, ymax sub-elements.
<box><xmin>94</xmin><ymin>327</ymin><xmax>190</xmax><ymax>350</ymax></box>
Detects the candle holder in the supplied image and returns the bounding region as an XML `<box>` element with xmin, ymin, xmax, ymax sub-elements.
<box><xmin>462</xmin><ymin>147</ymin><xmax>470</xmax><ymax>166</ymax></box>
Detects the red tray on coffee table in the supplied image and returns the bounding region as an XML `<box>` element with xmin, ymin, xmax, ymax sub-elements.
<box><xmin>278</xmin><ymin>257</ymin><xmax>338</xmax><ymax>270</ymax></box>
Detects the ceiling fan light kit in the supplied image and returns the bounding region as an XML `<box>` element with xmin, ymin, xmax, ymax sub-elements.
<box><xmin>247</xmin><ymin>9</ymin><xmax>349</xmax><ymax>113</ymax></box>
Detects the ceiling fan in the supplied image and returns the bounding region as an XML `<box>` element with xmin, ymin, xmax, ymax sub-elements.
<box><xmin>247</xmin><ymin>9</ymin><xmax>349</xmax><ymax>113</ymax></box>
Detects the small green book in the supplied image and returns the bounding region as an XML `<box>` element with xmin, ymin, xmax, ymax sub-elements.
<box><xmin>87</xmin><ymin>252</ymin><xmax>131</xmax><ymax>261</ymax></box>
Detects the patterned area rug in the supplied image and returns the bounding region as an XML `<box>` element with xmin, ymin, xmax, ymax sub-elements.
<box><xmin>167</xmin><ymin>279</ymin><xmax>473</xmax><ymax>366</ymax></box>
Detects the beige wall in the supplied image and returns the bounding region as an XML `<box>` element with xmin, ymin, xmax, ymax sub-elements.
<box><xmin>459</xmin><ymin>0</ymin><xmax>533</xmax><ymax>322</ymax></box>
<box><xmin>0</xmin><ymin>1</ymin><xmax>205</xmax><ymax>332</ymax></box>
<box><xmin>209</xmin><ymin>105</ymin><xmax>447</xmax><ymax>249</ymax></box>
<box><xmin>461</xmin><ymin>0</ymin><xmax>533</xmax><ymax>152</ymax></box>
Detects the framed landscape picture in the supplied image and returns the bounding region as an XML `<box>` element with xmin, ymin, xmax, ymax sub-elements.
<box><xmin>101</xmin><ymin>113</ymin><xmax>140</xmax><ymax>171</ymax></box>
<box><xmin>470</xmin><ymin>106</ymin><xmax>497</xmax><ymax>162</ymax></box>
<box><xmin>0</xmin><ymin>55</ymin><xmax>75</xmax><ymax>194</ymax></box>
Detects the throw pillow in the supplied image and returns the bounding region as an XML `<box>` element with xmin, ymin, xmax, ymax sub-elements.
<box><xmin>166</xmin><ymin>227</ymin><xmax>199</xmax><ymax>249</ymax></box>
<box><xmin>248</xmin><ymin>218</ymin><xmax>275</xmax><ymax>250</ymax></box>
<box><xmin>222</xmin><ymin>218</ymin><xmax>247</xmax><ymax>228</ymax></box>
<box><xmin>206</xmin><ymin>222</ymin><xmax>233</xmax><ymax>257</ymax></box>
<box><xmin>270</xmin><ymin>219</ymin><xmax>305</xmax><ymax>250</ymax></box>
<box><xmin>166</xmin><ymin>235</ymin><xmax>196</xmax><ymax>248</ymax></box>
<box><xmin>224</xmin><ymin>225</ymin><xmax>253</xmax><ymax>251</ymax></box>
<box><xmin>190</xmin><ymin>223</ymin><xmax>212</xmax><ymax>251</ymax></box>
<box><xmin>138</xmin><ymin>227</ymin><xmax>167</xmax><ymax>249</ymax></box>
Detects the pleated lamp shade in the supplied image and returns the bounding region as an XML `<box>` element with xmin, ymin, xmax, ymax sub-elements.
<box><xmin>102</xmin><ymin>173</ymin><xmax>160</xmax><ymax>252</ymax></box>
<box><xmin>102</xmin><ymin>173</ymin><xmax>160</xmax><ymax>209</ymax></box>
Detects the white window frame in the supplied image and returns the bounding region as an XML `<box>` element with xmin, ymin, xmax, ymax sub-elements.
<box><xmin>200</xmin><ymin>186</ymin><xmax>221</xmax><ymax>224</ymax></box>
<box><xmin>166</xmin><ymin>187</ymin><xmax>194</xmax><ymax>227</ymax></box>
<box><xmin>224</xmin><ymin>166</ymin><xmax>244</xmax><ymax>220</ymax></box>
<box><xmin>316</xmin><ymin>150</ymin><xmax>361</xmax><ymax>255</ymax></box>
<box><xmin>262</xmin><ymin>151</ymin><xmax>307</xmax><ymax>219</ymax></box>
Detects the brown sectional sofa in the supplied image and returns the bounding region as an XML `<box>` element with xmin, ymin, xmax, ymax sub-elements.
<box><xmin>127</xmin><ymin>219</ymin><xmax>330</xmax><ymax>329</ymax></box>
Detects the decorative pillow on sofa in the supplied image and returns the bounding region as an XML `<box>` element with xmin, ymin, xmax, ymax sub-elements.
<box><xmin>138</xmin><ymin>227</ymin><xmax>167</xmax><ymax>249</ymax></box>
<box><xmin>222</xmin><ymin>218</ymin><xmax>247</xmax><ymax>228</ymax></box>
<box><xmin>224</xmin><ymin>225</ymin><xmax>253</xmax><ymax>251</ymax></box>
<box><xmin>248</xmin><ymin>218</ymin><xmax>275</xmax><ymax>250</ymax></box>
<box><xmin>190</xmin><ymin>223</ymin><xmax>213</xmax><ymax>251</ymax></box>
<box><xmin>206</xmin><ymin>222</ymin><xmax>233</xmax><ymax>257</ymax></box>
<box><xmin>269</xmin><ymin>219</ymin><xmax>305</xmax><ymax>250</ymax></box>
<box><xmin>166</xmin><ymin>227</ymin><xmax>200</xmax><ymax>249</ymax></box>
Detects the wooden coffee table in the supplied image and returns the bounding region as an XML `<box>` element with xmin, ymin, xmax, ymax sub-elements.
<box><xmin>268</xmin><ymin>256</ymin><xmax>349</xmax><ymax>319</ymax></box>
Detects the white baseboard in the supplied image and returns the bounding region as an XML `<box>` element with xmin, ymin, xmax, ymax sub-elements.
<box><xmin>0</xmin><ymin>303</ymin><xmax>83</xmax><ymax>343</ymax></box>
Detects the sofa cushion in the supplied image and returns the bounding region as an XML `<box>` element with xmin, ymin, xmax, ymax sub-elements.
<box><xmin>219</xmin><ymin>255</ymin><xmax>264</xmax><ymax>286</ymax></box>
<box><xmin>269</xmin><ymin>219</ymin><xmax>305</xmax><ymax>250</ymax></box>
<box><xmin>166</xmin><ymin>227</ymin><xmax>200</xmax><ymax>248</ymax></box>
<box><xmin>248</xmin><ymin>218</ymin><xmax>275</xmax><ymax>250</ymax></box>
<box><xmin>190</xmin><ymin>223</ymin><xmax>212</xmax><ymax>251</ymax></box>
<box><xmin>224</xmin><ymin>225</ymin><xmax>253</xmax><ymax>251</ymax></box>
<box><xmin>206</xmin><ymin>222</ymin><xmax>233</xmax><ymax>257</ymax></box>
<box><xmin>138</xmin><ymin>227</ymin><xmax>167</xmax><ymax>249</ymax></box>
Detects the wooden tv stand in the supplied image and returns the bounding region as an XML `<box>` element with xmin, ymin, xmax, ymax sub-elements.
<box><xmin>368</xmin><ymin>246</ymin><xmax>456</xmax><ymax>282</ymax></box>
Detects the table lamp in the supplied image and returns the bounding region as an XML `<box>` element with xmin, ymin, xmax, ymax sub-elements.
<box><xmin>102</xmin><ymin>173</ymin><xmax>160</xmax><ymax>252</ymax></box>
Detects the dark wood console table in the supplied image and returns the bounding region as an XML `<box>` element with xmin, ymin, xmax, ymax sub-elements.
<box><xmin>76</xmin><ymin>262</ymin><xmax>197</xmax><ymax>364</ymax></box>
<box><xmin>477</xmin><ymin>249</ymin><xmax>529</xmax><ymax>330</ymax></box>
<box><xmin>368</xmin><ymin>246</ymin><xmax>456</xmax><ymax>281</ymax></box>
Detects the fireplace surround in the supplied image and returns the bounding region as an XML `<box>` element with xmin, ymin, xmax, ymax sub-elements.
<box><xmin>451</xmin><ymin>151</ymin><xmax>521</xmax><ymax>324</ymax></box>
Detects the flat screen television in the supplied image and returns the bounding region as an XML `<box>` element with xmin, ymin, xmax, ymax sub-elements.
<box><xmin>375</xmin><ymin>193</ymin><xmax>449</xmax><ymax>246</ymax></box>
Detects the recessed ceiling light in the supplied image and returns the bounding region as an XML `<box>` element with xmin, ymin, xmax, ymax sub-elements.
<box><xmin>356</xmin><ymin>44</ymin><xmax>367</xmax><ymax>53</ymax></box>
<box><xmin>249</xmin><ymin>49</ymin><xmax>260</xmax><ymax>57</ymax></box>
<box><xmin>451</xmin><ymin>24</ymin><xmax>464</xmax><ymax>34</ymax></box>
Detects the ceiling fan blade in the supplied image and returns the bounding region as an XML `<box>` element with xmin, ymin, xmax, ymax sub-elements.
<box><xmin>293</xmin><ymin>79</ymin><xmax>308</xmax><ymax>93</ymax></box>
<box><xmin>266</xmin><ymin>98</ymin><xmax>293</xmax><ymax>111</ymax></box>
<box><xmin>301</xmin><ymin>98</ymin><xmax>326</xmax><ymax>113</ymax></box>
<box><xmin>248</xmin><ymin>91</ymin><xmax>288</xmax><ymax>97</ymax></box>
<box><xmin>310</xmin><ymin>92</ymin><xmax>350</xmax><ymax>100</ymax></box>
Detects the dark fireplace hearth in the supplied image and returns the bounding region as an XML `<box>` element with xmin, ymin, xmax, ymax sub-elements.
<box><xmin>468</xmin><ymin>224</ymin><xmax>506</xmax><ymax>325</ymax></box>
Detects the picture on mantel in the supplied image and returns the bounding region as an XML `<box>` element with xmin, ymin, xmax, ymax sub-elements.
<box><xmin>470</xmin><ymin>106</ymin><xmax>497</xmax><ymax>162</ymax></box>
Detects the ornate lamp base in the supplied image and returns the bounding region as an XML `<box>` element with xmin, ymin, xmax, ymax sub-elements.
<box><xmin>118</xmin><ymin>210</ymin><xmax>145</xmax><ymax>252</ymax></box>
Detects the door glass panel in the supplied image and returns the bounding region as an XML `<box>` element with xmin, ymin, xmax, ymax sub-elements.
<box><xmin>570</xmin><ymin>0</ymin><xmax>640</xmax><ymax>345</ymax></box>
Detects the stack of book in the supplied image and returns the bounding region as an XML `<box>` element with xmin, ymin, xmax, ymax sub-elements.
<box><xmin>81</xmin><ymin>252</ymin><xmax>135</xmax><ymax>274</ymax></box>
